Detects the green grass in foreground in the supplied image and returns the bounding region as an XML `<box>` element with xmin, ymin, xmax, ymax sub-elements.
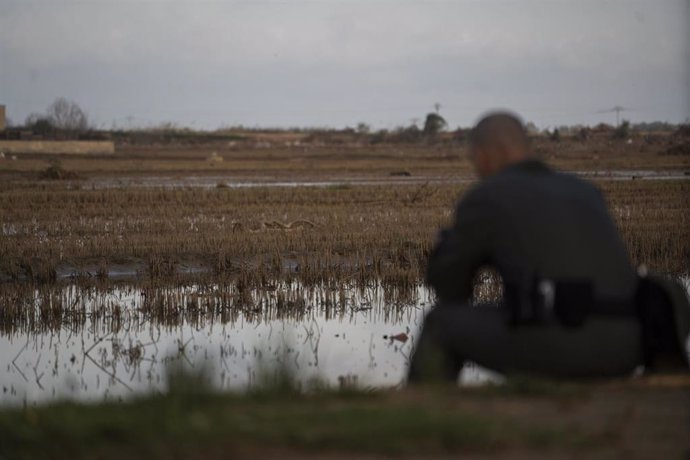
<box><xmin>0</xmin><ymin>375</ymin><xmax>605</xmax><ymax>460</ymax></box>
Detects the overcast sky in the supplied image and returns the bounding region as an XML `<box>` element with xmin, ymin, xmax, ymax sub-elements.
<box><xmin>1</xmin><ymin>0</ymin><xmax>688</xmax><ymax>130</ymax></box>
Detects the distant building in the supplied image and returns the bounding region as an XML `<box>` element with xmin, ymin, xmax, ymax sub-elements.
<box><xmin>0</xmin><ymin>105</ymin><xmax>5</xmax><ymax>131</ymax></box>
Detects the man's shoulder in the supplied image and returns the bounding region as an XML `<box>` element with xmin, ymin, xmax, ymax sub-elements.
<box><xmin>476</xmin><ymin>160</ymin><xmax>600</xmax><ymax>197</ymax></box>
<box><xmin>457</xmin><ymin>162</ymin><xmax>604</xmax><ymax>218</ymax></box>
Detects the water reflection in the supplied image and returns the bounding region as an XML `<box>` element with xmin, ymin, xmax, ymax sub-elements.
<box><xmin>4</xmin><ymin>276</ymin><xmax>687</xmax><ymax>406</ymax></box>
<box><xmin>0</xmin><ymin>281</ymin><xmax>499</xmax><ymax>406</ymax></box>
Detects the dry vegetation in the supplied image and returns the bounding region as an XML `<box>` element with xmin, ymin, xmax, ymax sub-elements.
<box><xmin>1</xmin><ymin>180</ymin><xmax>687</xmax><ymax>286</ymax></box>
<box><xmin>0</xmin><ymin>183</ymin><xmax>442</xmax><ymax>285</ymax></box>
<box><xmin>0</xmin><ymin>135</ymin><xmax>688</xmax><ymax>333</ymax></box>
<box><xmin>0</xmin><ymin>280</ymin><xmax>422</xmax><ymax>336</ymax></box>
<box><xmin>604</xmin><ymin>180</ymin><xmax>689</xmax><ymax>275</ymax></box>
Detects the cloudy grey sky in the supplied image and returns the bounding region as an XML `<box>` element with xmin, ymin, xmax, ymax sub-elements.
<box><xmin>1</xmin><ymin>0</ymin><xmax>688</xmax><ymax>130</ymax></box>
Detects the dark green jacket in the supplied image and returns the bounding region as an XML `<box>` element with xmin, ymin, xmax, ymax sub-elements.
<box><xmin>427</xmin><ymin>159</ymin><xmax>637</xmax><ymax>311</ymax></box>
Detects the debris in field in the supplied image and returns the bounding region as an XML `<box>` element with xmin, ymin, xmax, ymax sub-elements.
<box><xmin>207</xmin><ymin>151</ymin><xmax>223</xmax><ymax>164</ymax></box>
<box><xmin>39</xmin><ymin>162</ymin><xmax>80</xmax><ymax>180</ymax></box>
<box><xmin>661</xmin><ymin>143</ymin><xmax>690</xmax><ymax>156</ymax></box>
<box><xmin>262</xmin><ymin>220</ymin><xmax>316</xmax><ymax>230</ymax></box>
<box><xmin>384</xmin><ymin>332</ymin><xmax>409</xmax><ymax>343</ymax></box>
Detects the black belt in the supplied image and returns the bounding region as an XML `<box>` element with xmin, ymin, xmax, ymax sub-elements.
<box><xmin>506</xmin><ymin>279</ymin><xmax>635</xmax><ymax>328</ymax></box>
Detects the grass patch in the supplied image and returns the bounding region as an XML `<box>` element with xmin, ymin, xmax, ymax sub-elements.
<box><xmin>0</xmin><ymin>387</ymin><xmax>603</xmax><ymax>459</ymax></box>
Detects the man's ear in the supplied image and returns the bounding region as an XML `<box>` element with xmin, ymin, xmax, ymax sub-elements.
<box><xmin>475</xmin><ymin>149</ymin><xmax>491</xmax><ymax>178</ymax></box>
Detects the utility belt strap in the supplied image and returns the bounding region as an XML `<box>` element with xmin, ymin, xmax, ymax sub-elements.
<box><xmin>506</xmin><ymin>279</ymin><xmax>635</xmax><ymax>328</ymax></box>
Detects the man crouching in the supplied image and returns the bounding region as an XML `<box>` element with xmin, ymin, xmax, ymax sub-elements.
<box><xmin>407</xmin><ymin>111</ymin><xmax>645</xmax><ymax>383</ymax></box>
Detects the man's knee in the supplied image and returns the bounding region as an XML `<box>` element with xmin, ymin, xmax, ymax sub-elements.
<box><xmin>423</xmin><ymin>302</ymin><xmax>497</xmax><ymax>335</ymax></box>
<box><xmin>425</xmin><ymin>302</ymin><xmax>468</xmax><ymax>321</ymax></box>
<box><xmin>419</xmin><ymin>303</ymin><xmax>461</xmax><ymax>342</ymax></box>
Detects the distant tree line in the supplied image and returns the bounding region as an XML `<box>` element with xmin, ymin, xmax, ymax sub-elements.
<box><xmin>7</xmin><ymin>96</ymin><xmax>687</xmax><ymax>146</ymax></box>
<box><xmin>24</xmin><ymin>97</ymin><xmax>90</xmax><ymax>139</ymax></box>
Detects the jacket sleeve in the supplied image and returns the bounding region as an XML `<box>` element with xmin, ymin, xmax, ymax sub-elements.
<box><xmin>426</xmin><ymin>191</ymin><xmax>496</xmax><ymax>304</ymax></box>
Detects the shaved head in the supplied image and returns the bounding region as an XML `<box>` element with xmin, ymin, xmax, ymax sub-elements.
<box><xmin>468</xmin><ymin>111</ymin><xmax>533</xmax><ymax>178</ymax></box>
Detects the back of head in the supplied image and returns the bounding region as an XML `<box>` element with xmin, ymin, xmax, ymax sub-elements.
<box><xmin>468</xmin><ymin>111</ymin><xmax>532</xmax><ymax>177</ymax></box>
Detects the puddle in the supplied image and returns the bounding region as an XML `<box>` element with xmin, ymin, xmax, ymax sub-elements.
<box><xmin>66</xmin><ymin>170</ymin><xmax>690</xmax><ymax>190</ymax></box>
<box><xmin>80</xmin><ymin>175</ymin><xmax>470</xmax><ymax>190</ymax></box>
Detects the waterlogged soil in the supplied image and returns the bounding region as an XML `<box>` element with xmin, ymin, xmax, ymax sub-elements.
<box><xmin>1</xmin><ymin>254</ymin><xmax>385</xmax><ymax>284</ymax></box>
<box><xmin>3</xmin><ymin>278</ymin><xmax>687</xmax><ymax>407</ymax></box>
<box><xmin>0</xmin><ymin>282</ymin><xmax>504</xmax><ymax>406</ymax></box>
<box><xmin>8</xmin><ymin>170</ymin><xmax>690</xmax><ymax>191</ymax></box>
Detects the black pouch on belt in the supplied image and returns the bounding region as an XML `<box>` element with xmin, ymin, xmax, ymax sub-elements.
<box><xmin>552</xmin><ymin>280</ymin><xmax>592</xmax><ymax>328</ymax></box>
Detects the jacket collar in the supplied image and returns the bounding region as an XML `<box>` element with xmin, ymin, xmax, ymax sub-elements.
<box><xmin>504</xmin><ymin>158</ymin><xmax>552</xmax><ymax>174</ymax></box>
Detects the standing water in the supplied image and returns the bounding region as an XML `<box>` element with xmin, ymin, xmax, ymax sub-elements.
<box><xmin>1</xmin><ymin>281</ymin><xmax>501</xmax><ymax>406</ymax></box>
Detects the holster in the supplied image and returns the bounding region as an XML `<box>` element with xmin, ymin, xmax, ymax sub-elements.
<box><xmin>506</xmin><ymin>277</ymin><xmax>632</xmax><ymax>328</ymax></box>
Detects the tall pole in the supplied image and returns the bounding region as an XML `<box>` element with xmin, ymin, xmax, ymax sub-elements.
<box><xmin>612</xmin><ymin>106</ymin><xmax>624</xmax><ymax>127</ymax></box>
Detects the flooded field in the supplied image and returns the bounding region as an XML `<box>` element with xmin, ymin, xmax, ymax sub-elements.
<box><xmin>21</xmin><ymin>169</ymin><xmax>690</xmax><ymax>191</ymax></box>
<box><xmin>4</xmin><ymin>275</ymin><xmax>687</xmax><ymax>406</ymax></box>
<box><xmin>1</xmin><ymin>281</ymin><xmax>507</xmax><ymax>406</ymax></box>
<box><xmin>1</xmin><ymin>144</ymin><xmax>688</xmax><ymax>408</ymax></box>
